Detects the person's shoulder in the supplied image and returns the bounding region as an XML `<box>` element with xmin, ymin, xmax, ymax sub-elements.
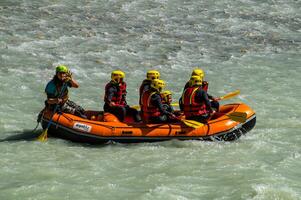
<box><xmin>105</xmin><ymin>81</ymin><xmax>114</xmax><ymax>88</ymax></box>
<box><xmin>152</xmin><ymin>92</ymin><xmax>161</xmax><ymax>99</ymax></box>
<box><xmin>45</xmin><ymin>79</ymin><xmax>56</xmax><ymax>94</ymax></box>
<box><xmin>196</xmin><ymin>86</ymin><xmax>206</xmax><ymax>93</ymax></box>
<box><xmin>45</xmin><ymin>79</ymin><xmax>55</xmax><ymax>89</ymax></box>
<box><xmin>143</xmin><ymin>79</ymin><xmax>151</xmax><ymax>84</ymax></box>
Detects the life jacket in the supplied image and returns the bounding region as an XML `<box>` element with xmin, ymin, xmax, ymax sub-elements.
<box><xmin>184</xmin><ymin>81</ymin><xmax>209</xmax><ymax>91</ymax></box>
<box><xmin>119</xmin><ymin>81</ymin><xmax>127</xmax><ymax>103</ymax></box>
<box><xmin>104</xmin><ymin>81</ymin><xmax>126</xmax><ymax>106</ymax></box>
<box><xmin>139</xmin><ymin>79</ymin><xmax>152</xmax><ymax>105</ymax></box>
<box><xmin>141</xmin><ymin>89</ymin><xmax>161</xmax><ymax>120</ymax></box>
<box><xmin>182</xmin><ymin>86</ymin><xmax>208</xmax><ymax>118</ymax></box>
<box><xmin>56</xmin><ymin>84</ymin><xmax>69</xmax><ymax>103</ymax></box>
<box><xmin>202</xmin><ymin>81</ymin><xmax>209</xmax><ymax>92</ymax></box>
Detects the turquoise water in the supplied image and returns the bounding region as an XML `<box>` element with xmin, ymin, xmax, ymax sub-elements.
<box><xmin>1</xmin><ymin>0</ymin><xmax>301</xmax><ymax>199</ymax></box>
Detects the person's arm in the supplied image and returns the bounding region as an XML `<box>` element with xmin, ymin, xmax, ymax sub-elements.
<box><xmin>47</xmin><ymin>97</ymin><xmax>63</xmax><ymax>105</ymax></box>
<box><xmin>152</xmin><ymin>94</ymin><xmax>173</xmax><ymax>116</ymax></box>
<box><xmin>199</xmin><ymin>89</ymin><xmax>214</xmax><ymax>113</ymax></box>
<box><xmin>179</xmin><ymin>97</ymin><xmax>184</xmax><ymax>111</ymax></box>
<box><xmin>65</xmin><ymin>71</ymin><xmax>79</xmax><ymax>88</ymax></box>
<box><xmin>207</xmin><ymin>93</ymin><xmax>221</xmax><ymax>101</ymax></box>
<box><xmin>105</xmin><ymin>86</ymin><xmax>117</xmax><ymax>106</ymax></box>
<box><xmin>69</xmin><ymin>78</ymin><xmax>79</xmax><ymax>88</ymax></box>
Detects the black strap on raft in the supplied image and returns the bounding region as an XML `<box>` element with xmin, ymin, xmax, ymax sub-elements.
<box><xmin>32</xmin><ymin>108</ymin><xmax>45</xmax><ymax>133</ymax></box>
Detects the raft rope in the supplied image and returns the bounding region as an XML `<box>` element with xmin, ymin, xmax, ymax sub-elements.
<box><xmin>60</xmin><ymin>113</ymin><xmax>116</xmax><ymax>129</ymax></box>
<box><xmin>58</xmin><ymin>113</ymin><xmax>172</xmax><ymax>129</ymax></box>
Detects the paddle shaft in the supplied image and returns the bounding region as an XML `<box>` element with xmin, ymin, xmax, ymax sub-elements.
<box><xmin>219</xmin><ymin>90</ymin><xmax>240</xmax><ymax>100</ymax></box>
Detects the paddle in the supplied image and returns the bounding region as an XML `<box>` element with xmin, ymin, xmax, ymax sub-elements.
<box><xmin>37</xmin><ymin>83</ymin><xmax>68</xmax><ymax>142</ymax></box>
<box><xmin>131</xmin><ymin>105</ymin><xmax>140</xmax><ymax>110</ymax></box>
<box><xmin>226</xmin><ymin>112</ymin><xmax>247</xmax><ymax>123</ymax></box>
<box><xmin>180</xmin><ymin>111</ymin><xmax>247</xmax><ymax>128</ymax></box>
<box><xmin>219</xmin><ymin>90</ymin><xmax>240</xmax><ymax>100</ymax></box>
<box><xmin>180</xmin><ymin>119</ymin><xmax>204</xmax><ymax>128</ymax></box>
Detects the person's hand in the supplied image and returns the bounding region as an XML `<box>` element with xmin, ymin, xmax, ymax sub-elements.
<box><xmin>57</xmin><ymin>98</ymin><xmax>63</xmax><ymax>104</ymax></box>
<box><xmin>109</xmin><ymin>102</ymin><xmax>116</xmax><ymax>107</ymax></box>
<box><xmin>213</xmin><ymin>97</ymin><xmax>221</xmax><ymax>101</ymax></box>
<box><xmin>64</xmin><ymin>70</ymin><xmax>73</xmax><ymax>82</ymax></box>
<box><xmin>169</xmin><ymin>113</ymin><xmax>177</xmax><ymax>119</ymax></box>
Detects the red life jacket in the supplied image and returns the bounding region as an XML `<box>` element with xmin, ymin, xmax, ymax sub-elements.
<box><xmin>202</xmin><ymin>81</ymin><xmax>209</xmax><ymax>91</ymax></box>
<box><xmin>141</xmin><ymin>89</ymin><xmax>161</xmax><ymax>120</ymax></box>
<box><xmin>182</xmin><ymin>86</ymin><xmax>208</xmax><ymax>118</ymax></box>
<box><xmin>139</xmin><ymin>79</ymin><xmax>152</xmax><ymax>105</ymax></box>
<box><xmin>184</xmin><ymin>81</ymin><xmax>209</xmax><ymax>91</ymax></box>
<box><xmin>104</xmin><ymin>81</ymin><xmax>126</xmax><ymax>106</ymax></box>
<box><xmin>119</xmin><ymin>81</ymin><xmax>127</xmax><ymax>104</ymax></box>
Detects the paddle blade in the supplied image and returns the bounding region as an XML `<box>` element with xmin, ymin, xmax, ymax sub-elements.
<box><xmin>227</xmin><ymin>112</ymin><xmax>247</xmax><ymax>123</ymax></box>
<box><xmin>182</xmin><ymin>119</ymin><xmax>204</xmax><ymax>129</ymax></box>
<box><xmin>37</xmin><ymin>129</ymin><xmax>48</xmax><ymax>142</ymax></box>
<box><xmin>220</xmin><ymin>90</ymin><xmax>240</xmax><ymax>100</ymax></box>
<box><xmin>131</xmin><ymin>105</ymin><xmax>140</xmax><ymax>110</ymax></box>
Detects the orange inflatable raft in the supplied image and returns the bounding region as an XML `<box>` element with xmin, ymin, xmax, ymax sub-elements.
<box><xmin>40</xmin><ymin>102</ymin><xmax>256</xmax><ymax>144</ymax></box>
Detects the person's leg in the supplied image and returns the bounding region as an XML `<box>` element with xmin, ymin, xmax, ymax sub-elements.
<box><xmin>149</xmin><ymin>115</ymin><xmax>168</xmax><ymax>123</ymax></box>
<box><xmin>210</xmin><ymin>100</ymin><xmax>220</xmax><ymax>111</ymax></box>
<box><xmin>187</xmin><ymin>114</ymin><xmax>210</xmax><ymax>123</ymax></box>
<box><xmin>106</xmin><ymin>106</ymin><xmax>126</xmax><ymax>122</ymax></box>
<box><xmin>61</xmin><ymin>101</ymin><xmax>76</xmax><ymax>114</ymax></box>
<box><xmin>126</xmin><ymin>106</ymin><xmax>142</xmax><ymax>122</ymax></box>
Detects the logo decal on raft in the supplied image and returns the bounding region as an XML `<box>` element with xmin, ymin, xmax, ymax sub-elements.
<box><xmin>73</xmin><ymin>123</ymin><xmax>92</xmax><ymax>132</ymax></box>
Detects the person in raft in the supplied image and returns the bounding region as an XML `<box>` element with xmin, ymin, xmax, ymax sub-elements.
<box><xmin>180</xmin><ymin>75</ymin><xmax>214</xmax><ymax>123</ymax></box>
<box><xmin>45</xmin><ymin>65</ymin><xmax>86</xmax><ymax>118</ymax></box>
<box><xmin>141</xmin><ymin>79</ymin><xmax>176</xmax><ymax>123</ymax></box>
<box><xmin>139</xmin><ymin>70</ymin><xmax>160</xmax><ymax>105</ymax></box>
<box><xmin>161</xmin><ymin>90</ymin><xmax>174</xmax><ymax>114</ymax></box>
<box><xmin>103</xmin><ymin>70</ymin><xmax>142</xmax><ymax>122</ymax></box>
<box><xmin>180</xmin><ymin>68</ymin><xmax>220</xmax><ymax>111</ymax></box>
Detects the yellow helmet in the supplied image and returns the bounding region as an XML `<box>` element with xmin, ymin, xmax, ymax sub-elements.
<box><xmin>151</xmin><ymin>79</ymin><xmax>165</xmax><ymax>92</ymax></box>
<box><xmin>111</xmin><ymin>70</ymin><xmax>125</xmax><ymax>83</ymax></box>
<box><xmin>190</xmin><ymin>75</ymin><xmax>202</xmax><ymax>86</ymax></box>
<box><xmin>161</xmin><ymin>90</ymin><xmax>172</xmax><ymax>103</ymax></box>
<box><xmin>191</xmin><ymin>68</ymin><xmax>204</xmax><ymax>78</ymax></box>
<box><xmin>146</xmin><ymin>70</ymin><xmax>160</xmax><ymax>80</ymax></box>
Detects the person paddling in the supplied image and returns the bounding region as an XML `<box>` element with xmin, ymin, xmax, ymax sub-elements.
<box><xmin>180</xmin><ymin>68</ymin><xmax>220</xmax><ymax>111</ymax></box>
<box><xmin>139</xmin><ymin>70</ymin><xmax>160</xmax><ymax>105</ymax></box>
<box><xmin>161</xmin><ymin>90</ymin><xmax>175</xmax><ymax>114</ymax></box>
<box><xmin>45</xmin><ymin>65</ymin><xmax>86</xmax><ymax>118</ymax></box>
<box><xmin>141</xmin><ymin>79</ymin><xmax>176</xmax><ymax>123</ymax></box>
<box><xmin>180</xmin><ymin>75</ymin><xmax>214</xmax><ymax>123</ymax></box>
<box><xmin>104</xmin><ymin>70</ymin><xmax>141</xmax><ymax>122</ymax></box>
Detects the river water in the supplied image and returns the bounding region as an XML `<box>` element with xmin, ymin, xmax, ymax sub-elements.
<box><xmin>0</xmin><ymin>0</ymin><xmax>300</xmax><ymax>199</ymax></box>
